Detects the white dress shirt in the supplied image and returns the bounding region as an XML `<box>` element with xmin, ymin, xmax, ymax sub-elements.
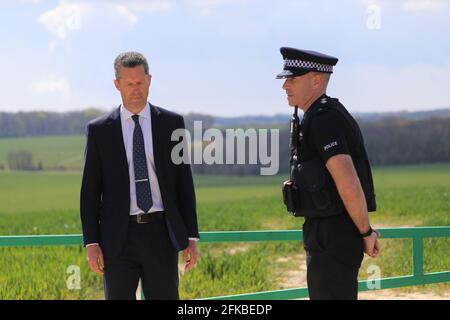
<box><xmin>120</xmin><ymin>103</ymin><xmax>165</xmax><ymax>215</ymax></box>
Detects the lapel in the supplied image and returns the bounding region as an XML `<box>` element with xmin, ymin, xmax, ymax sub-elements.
<box><xmin>149</xmin><ymin>103</ymin><xmax>165</xmax><ymax>187</ymax></box>
<box><xmin>108</xmin><ymin>107</ymin><xmax>130</xmax><ymax>184</ymax></box>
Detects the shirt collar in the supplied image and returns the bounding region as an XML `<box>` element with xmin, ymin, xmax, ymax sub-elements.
<box><xmin>120</xmin><ymin>102</ymin><xmax>151</xmax><ymax>121</ymax></box>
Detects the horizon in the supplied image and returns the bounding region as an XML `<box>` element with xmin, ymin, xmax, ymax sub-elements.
<box><xmin>1</xmin><ymin>105</ymin><xmax>450</xmax><ymax>119</ymax></box>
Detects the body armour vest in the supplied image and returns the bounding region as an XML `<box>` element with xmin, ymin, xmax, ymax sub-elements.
<box><xmin>283</xmin><ymin>95</ymin><xmax>376</xmax><ymax>218</ymax></box>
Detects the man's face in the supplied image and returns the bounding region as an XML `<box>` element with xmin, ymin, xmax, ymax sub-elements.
<box><xmin>114</xmin><ymin>65</ymin><xmax>151</xmax><ymax>110</ymax></box>
<box><xmin>282</xmin><ymin>73</ymin><xmax>315</xmax><ymax>107</ymax></box>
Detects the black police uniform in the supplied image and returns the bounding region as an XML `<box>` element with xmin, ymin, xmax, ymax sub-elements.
<box><xmin>277</xmin><ymin>47</ymin><xmax>376</xmax><ymax>300</ymax></box>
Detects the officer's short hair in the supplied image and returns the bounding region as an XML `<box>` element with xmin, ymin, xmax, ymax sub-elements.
<box><xmin>321</xmin><ymin>73</ymin><xmax>331</xmax><ymax>87</ymax></box>
<box><xmin>114</xmin><ymin>51</ymin><xmax>150</xmax><ymax>80</ymax></box>
<box><xmin>310</xmin><ymin>72</ymin><xmax>331</xmax><ymax>88</ymax></box>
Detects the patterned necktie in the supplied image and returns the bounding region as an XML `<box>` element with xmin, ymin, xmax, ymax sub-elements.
<box><xmin>132</xmin><ymin>114</ymin><xmax>153</xmax><ymax>213</ymax></box>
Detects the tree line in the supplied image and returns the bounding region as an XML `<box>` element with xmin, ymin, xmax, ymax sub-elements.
<box><xmin>1</xmin><ymin>110</ymin><xmax>449</xmax><ymax>172</ymax></box>
<box><xmin>0</xmin><ymin>109</ymin><xmax>105</xmax><ymax>138</ymax></box>
<box><xmin>191</xmin><ymin>116</ymin><xmax>450</xmax><ymax>174</ymax></box>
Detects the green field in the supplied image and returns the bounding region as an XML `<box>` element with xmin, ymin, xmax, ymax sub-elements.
<box><xmin>0</xmin><ymin>135</ymin><xmax>85</xmax><ymax>171</ymax></box>
<box><xmin>0</xmin><ymin>163</ymin><xmax>449</xmax><ymax>299</ymax></box>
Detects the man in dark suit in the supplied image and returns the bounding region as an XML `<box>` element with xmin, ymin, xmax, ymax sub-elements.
<box><xmin>80</xmin><ymin>51</ymin><xmax>199</xmax><ymax>300</ymax></box>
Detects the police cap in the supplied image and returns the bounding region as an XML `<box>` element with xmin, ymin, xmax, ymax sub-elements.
<box><xmin>276</xmin><ymin>47</ymin><xmax>338</xmax><ymax>79</ymax></box>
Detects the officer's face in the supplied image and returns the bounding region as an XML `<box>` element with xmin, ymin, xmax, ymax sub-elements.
<box><xmin>114</xmin><ymin>65</ymin><xmax>152</xmax><ymax>110</ymax></box>
<box><xmin>282</xmin><ymin>74</ymin><xmax>315</xmax><ymax>108</ymax></box>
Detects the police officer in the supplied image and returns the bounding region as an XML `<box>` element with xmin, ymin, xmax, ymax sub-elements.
<box><xmin>277</xmin><ymin>47</ymin><xmax>380</xmax><ymax>300</ymax></box>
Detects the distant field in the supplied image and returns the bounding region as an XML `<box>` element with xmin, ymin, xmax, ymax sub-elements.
<box><xmin>0</xmin><ymin>164</ymin><xmax>449</xmax><ymax>299</ymax></box>
<box><xmin>0</xmin><ymin>135</ymin><xmax>85</xmax><ymax>170</ymax></box>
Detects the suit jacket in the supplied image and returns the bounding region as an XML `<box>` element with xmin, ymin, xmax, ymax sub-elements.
<box><xmin>80</xmin><ymin>103</ymin><xmax>199</xmax><ymax>258</ymax></box>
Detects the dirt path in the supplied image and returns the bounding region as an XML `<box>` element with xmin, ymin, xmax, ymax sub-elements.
<box><xmin>276</xmin><ymin>253</ymin><xmax>449</xmax><ymax>300</ymax></box>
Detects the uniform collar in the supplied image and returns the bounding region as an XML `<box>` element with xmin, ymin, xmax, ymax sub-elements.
<box><xmin>304</xmin><ymin>94</ymin><xmax>329</xmax><ymax>117</ymax></box>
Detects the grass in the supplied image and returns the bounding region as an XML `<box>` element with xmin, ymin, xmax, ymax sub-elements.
<box><xmin>0</xmin><ymin>163</ymin><xmax>449</xmax><ymax>299</ymax></box>
<box><xmin>0</xmin><ymin>135</ymin><xmax>85</xmax><ymax>170</ymax></box>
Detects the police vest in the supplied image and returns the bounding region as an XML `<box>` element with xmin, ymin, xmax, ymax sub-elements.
<box><xmin>288</xmin><ymin>97</ymin><xmax>376</xmax><ymax>218</ymax></box>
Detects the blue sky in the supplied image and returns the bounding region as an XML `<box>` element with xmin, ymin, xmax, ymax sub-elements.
<box><xmin>0</xmin><ymin>0</ymin><xmax>449</xmax><ymax>116</ymax></box>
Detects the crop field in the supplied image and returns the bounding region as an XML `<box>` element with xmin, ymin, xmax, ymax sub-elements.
<box><xmin>0</xmin><ymin>163</ymin><xmax>449</xmax><ymax>299</ymax></box>
<box><xmin>0</xmin><ymin>135</ymin><xmax>85</xmax><ymax>171</ymax></box>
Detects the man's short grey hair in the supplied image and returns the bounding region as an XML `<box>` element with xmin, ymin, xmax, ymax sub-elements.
<box><xmin>114</xmin><ymin>51</ymin><xmax>150</xmax><ymax>79</ymax></box>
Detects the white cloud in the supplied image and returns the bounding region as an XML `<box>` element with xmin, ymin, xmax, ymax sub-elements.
<box><xmin>35</xmin><ymin>1</ymin><xmax>177</xmax><ymax>54</ymax></box>
<box><xmin>113</xmin><ymin>5</ymin><xmax>138</xmax><ymax>26</ymax></box>
<box><xmin>38</xmin><ymin>0</ymin><xmax>245</xmax><ymax>33</ymax></box>
<box><xmin>31</xmin><ymin>76</ymin><xmax>70</xmax><ymax>96</ymax></box>
<box><xmin>38</xmin><ymin>1</ymin><xmax>88</xmax><ymax>40</ymax></box>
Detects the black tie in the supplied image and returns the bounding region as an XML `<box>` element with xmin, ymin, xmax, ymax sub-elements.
<box><xmin>132</xmin><ymin>114</ymin><xmax>153</xmax><ymax>213</ymax></box>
